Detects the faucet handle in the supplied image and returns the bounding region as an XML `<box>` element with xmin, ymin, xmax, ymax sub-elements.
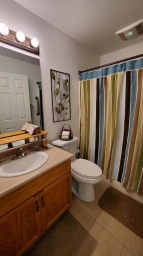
<box><xmin>12</xmin><ymin>147</ymin><xmax>26</xmax><ymax>160</ymax></box>
<box><xmin>16</xmin><ymin>147</ymin><xmax>22</xmax><ymax>156</ymax></box>
<box><xmin>18</xmin><ymin>147</ymin><xmax>22</xmax><ymax>152</ymax></box>
<box><xmin>19</xmin><ymin>148</ymin><xmax>27</xmax><ymax>157</ymax></box>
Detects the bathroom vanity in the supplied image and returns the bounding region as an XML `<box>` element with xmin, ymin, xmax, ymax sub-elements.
<box><xmin>0</xmin><ymin>146</ymin><xmax>73</xmax><ymax>256</ymax></box>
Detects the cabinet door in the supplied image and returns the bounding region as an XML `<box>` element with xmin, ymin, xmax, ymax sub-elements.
<box><xmin>40</xmin><ymin>172</ymin><xmax>72</xmax><ymax>232</ymax></box>
<box><xmin>0</xmin><ymin>194</ymin><xmax>42</xmax><ymax>256</ymax></box>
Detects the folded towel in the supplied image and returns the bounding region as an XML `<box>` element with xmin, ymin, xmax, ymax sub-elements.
<box><xmin>22</xmin><ymin>123</ymin><xmax>41</xmax><ymax>135</ymax></box>
<box><xmin>61</xmin><ymin>131</ymin><xmax>70</xmax><ymax>140</ymax></box>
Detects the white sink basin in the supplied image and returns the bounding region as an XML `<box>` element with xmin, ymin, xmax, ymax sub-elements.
<box><xmin>0</xmin><ymin>151</ymin><xmax>48</xmax><ymax>177</ymax></box>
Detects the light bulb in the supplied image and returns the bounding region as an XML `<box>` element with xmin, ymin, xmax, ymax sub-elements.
<box><xmin>31</xmin><ymin>38</ymin><xmax>39</xmax><ymax>48</ymax></box>
<box><xmin>16</xmin><ymin>31</ymin><xmax>25</xmax><ymax>42</ymax></box>
<box><xmin>0</xmin><ymin>23</ymin><xmax>9</xmax><ymax>36</ymax></box>
<box><xmin>127</xmin><ymin>31</ymin><xmax>133</xmax><ymax>36</ymax></box>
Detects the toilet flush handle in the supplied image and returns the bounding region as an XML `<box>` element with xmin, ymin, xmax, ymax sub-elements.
<box><xmin>62</xmin><ymin>146</ymin><xmax>67</xmax><ymax>149</ymax></box>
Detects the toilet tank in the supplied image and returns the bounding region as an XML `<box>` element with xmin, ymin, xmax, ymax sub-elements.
<box><xmin>52</xmin><ymin>136</ymin><xmax>78</xmax><ymax>161</ymax></box>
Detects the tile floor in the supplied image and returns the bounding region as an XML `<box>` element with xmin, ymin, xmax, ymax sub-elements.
<box><xmin>69</xmin><ymin>181</ymin><xmax>143</xmax><ymax>256</ymax></box>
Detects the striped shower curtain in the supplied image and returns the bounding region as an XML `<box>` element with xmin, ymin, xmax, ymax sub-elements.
<box><xmin>80</xmin><ymin>59</ymin><xmax>143</xmax><ymax>194</ymax></box>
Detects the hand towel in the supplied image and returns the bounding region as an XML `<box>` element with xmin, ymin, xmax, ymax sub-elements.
<box><xmin>61</xmin><ymin>131</ymin><xmax>70</xmax><ymax>140</ymax></box>
<box><xmin>22</xmin><ymin>123</ymin><xmax>41</xmax><ymax>135</ymax></box>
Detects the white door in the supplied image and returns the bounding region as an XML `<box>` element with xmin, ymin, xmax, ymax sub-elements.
<box><xmin>0</xmin><ymin>71</ymin><xmax>31</xmax><ymax>133</ymax></box>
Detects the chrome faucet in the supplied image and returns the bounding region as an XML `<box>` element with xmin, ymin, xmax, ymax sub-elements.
<box><xmin>12</xmin><ymin>148</ymin><xmax>27</xmax><ymax>160</ymax></box>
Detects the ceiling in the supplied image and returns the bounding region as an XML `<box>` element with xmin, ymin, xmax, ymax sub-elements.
<box><xmin>14</xmin><ymin>0</ymin><xmax>143</xmax><ymax>55</ymax></box>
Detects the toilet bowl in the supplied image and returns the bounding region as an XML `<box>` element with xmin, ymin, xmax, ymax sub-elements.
<box><xmin>71</xmin><ymin>158</ymin><xmax>102</xmax><ymax>202</ymax></box>
<box><xmin>52</xmin><ymin>137</ymin><xmax>102</xmax><ymax>202</ymax></box>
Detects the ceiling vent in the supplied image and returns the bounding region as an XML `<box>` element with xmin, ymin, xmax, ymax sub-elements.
<box><xmin>116</xmin><ymin>19</ymin><xmax>143</xmax><ymax>41</ymax></box>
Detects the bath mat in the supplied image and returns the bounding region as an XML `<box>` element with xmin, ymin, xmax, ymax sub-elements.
<box><xmin>98</xmin><ymin>187</ymin><xmax>143</xmax><ymax>239</ymax></box>
<box><xmin>25</xmin><ymin>211</ymin><xmax>97</xmax><ymax>256</ymax></box>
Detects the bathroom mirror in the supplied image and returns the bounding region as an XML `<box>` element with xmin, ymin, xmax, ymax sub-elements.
<box><xmin>0</xmin><ymin>46</ymin><xmax>43</xmax><ymax>150</ymax></box>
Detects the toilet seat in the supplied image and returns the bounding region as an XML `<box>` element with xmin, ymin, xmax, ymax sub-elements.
<box><xmin>71</xmin><ymin>158</ymin><xmax>102</xmax><ymax>179</ymax></box>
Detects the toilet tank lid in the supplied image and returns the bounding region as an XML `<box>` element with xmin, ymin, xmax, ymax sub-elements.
<box><xmin>52</xmin><ymin>136</ymin><xmax>78</xmax><ymax>147</ymax></box>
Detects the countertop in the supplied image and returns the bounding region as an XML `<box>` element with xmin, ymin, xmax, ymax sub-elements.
<box><xmin>0</xmin><ymin>146</ymin><xmax>73</xmax><ymax>198</ymax></box>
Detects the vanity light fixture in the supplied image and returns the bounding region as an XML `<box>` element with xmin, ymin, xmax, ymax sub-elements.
<box><xmin>31</xmin><ymin>38</ymin><xmax>39</xmax><ymax>48</ymax></box>
<box><xmin>0</xmin><ymin>23</ymin><xmax>9</xmax><ymax>36</ymax></box>
<box><xmin>16</xmin><ymin>31</ymin><xmax>25</xmax><ymax>42</ymax></box>
<box><xmin>0</xmin><ymin>25</ymin><xmax>39</xmax><ymax>55</ymax></box>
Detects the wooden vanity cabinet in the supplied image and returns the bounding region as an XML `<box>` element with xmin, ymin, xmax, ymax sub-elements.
<box><xmin>0</xmin><ymin>160</ymin><xmax>72</xmax><ymax>256</ymax></box>
<box><xmin>40</xmin><ymin>172</ymin><xmax>71</xmax><ymax>232</ymax></box>
<box><xmin>0</xmin><ymin>194</ymin><xmax>41</xmax><ymax>256</ymax></box>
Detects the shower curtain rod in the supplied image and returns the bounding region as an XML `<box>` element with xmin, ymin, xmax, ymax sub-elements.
<box><xmin>78</xmin><ymin>53</ymin><xmax>143</xmax><ymax>75</ymax></box>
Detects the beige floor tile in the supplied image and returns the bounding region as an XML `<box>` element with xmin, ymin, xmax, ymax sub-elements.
<box><xmin>69</xmin><ymin>202</ymin><xmax>95</xmax><ymax>231</ymax></box>
<box><xmin>73</xmin><ymin>196</ymin><xmax>101</xmax><ymax>219</ymax></box>
<box><xmin>89</xmin><ymin>221</ymin><xmax>123</xmax><ymax>256</ymax></box>
<box><xmin>121</xmin><ymin>247</ymin><xmax>134</xmax><ymax>256</ymax></box>
<box><xmin>71</xmin><ymin>193</ymin><xmax>77</xmax><ymax>205</ymax></box>
<box><xmin>125</xmin><ymin>230</ymin><xmax>143</xmax><ymax>256</ymax></box>
<box><xmin>94</xmin><ymin>180</ymin><xmax>110</xmax><ymax>202</ymax></box>
<box><xmin>96</xmin><ymin>210</ymin><xmax>128</xmax><ymax>244</ymax></box>
<box><xmin>71</xmin><ymin>181</ymin><xmax>109</xmax><ymax>220</ymax></box>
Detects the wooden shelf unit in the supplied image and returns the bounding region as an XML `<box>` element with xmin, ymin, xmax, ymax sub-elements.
<box><xmin>0</xmin><ymin>131</ymin><xmax>25</xmax><ymax>139</ymax></box>
<box><xmin>0</xmin><ymin>130</ymin><xmax>48</xmax><ymax>148</ymax></box>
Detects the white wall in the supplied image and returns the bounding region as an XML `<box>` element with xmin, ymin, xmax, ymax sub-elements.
<box><xmin>0</xmin><ymin>0</ymin><xmax>100</xmax><ymax>142</ymax></box>
<box><xmin>100</xmin><ymin>41</ymin><xmax>143</xmax><ymax>65</ymax></box>
<box><xmin>0</xmin><ymin>54</ymin><xmax>41</xmax><ymax>126</ymax></box>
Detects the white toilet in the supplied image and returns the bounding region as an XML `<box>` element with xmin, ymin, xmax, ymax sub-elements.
<box><xmin>52</xmin><ymin>136</ymin><xmax>102</xmax><ymax>202</ymax></box>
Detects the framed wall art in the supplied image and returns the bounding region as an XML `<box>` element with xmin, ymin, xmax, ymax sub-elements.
<box><xmin>50</xmin><ymin>69</ymin><xmax>71</xmax><ymax>122</ymax></box>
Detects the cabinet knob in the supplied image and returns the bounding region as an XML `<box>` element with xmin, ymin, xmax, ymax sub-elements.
<box><xmin>35</xmin><ymin>201</ymin><xmax>39</xmax><ymax>212</ymax></box>
<box><xmin>41</xmin><ymin>196</ymin><xmax>45</xmax><ymax>207</ymax></box>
